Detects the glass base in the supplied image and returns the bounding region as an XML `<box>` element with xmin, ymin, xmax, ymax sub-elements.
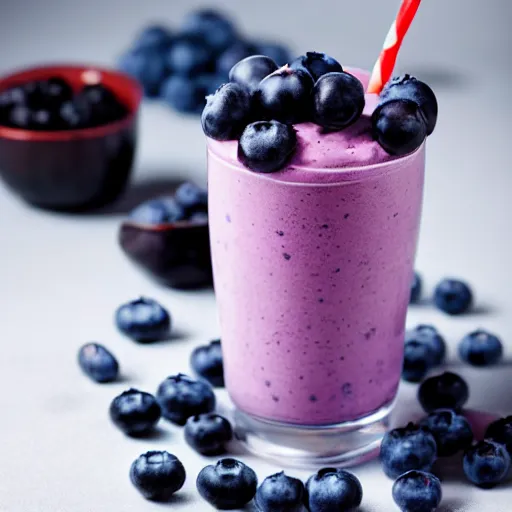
<box><xmin>232</xmin><ymin>400</ymin><xmax>395</xmax><ymax>468</ymax></box>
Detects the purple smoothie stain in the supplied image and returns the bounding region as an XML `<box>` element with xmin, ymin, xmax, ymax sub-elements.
<box><xmin>364</xmin><ymin>327</ymin><xmax>377</xmax><ymax>340</ymax></box>
<box><xmin>271</xmin><ymin>395</ymin><xmax>279</xmax><ymax>402</ymax></box>
<box><xmin>344</xmin><ymin>213</ymin><xmax>350</xmax><ymax>219</ymax></box>
<box><xmin>318</xmin><ymin>298</ymin><xmax>324</xmax><ymax>303</ymax></box>
<box><xmin>265</xmin><ymin>380</ymin><xmax>271</xmax><ymax>387</ymax></box>
<box><xmin>226</xmin><ymin>214</ymin><xmax>231</xmax><ymax>223</ymax></box>
<box><xmin>393</xmin><ymin>212</ymin><xmax>398</xmax><ymax>218</ymax></box>
<box><xmin>276</xmin><ymin>230</ymin><xmax>284</xmax><ymax>236</ymax></box>
<box><xmin>321</xmin><ymin>224</ymin><xmax>329</xmax><ymax>229</ymax></box>
<box><xmin>309</xmin><ymin>395</ymin><xmax>317</xmax><ymax>402</ymax></box>
<box><xmin>283</xmin><ymin>253</ymin><xmax>291</xmax><ymax>260</ymax></box>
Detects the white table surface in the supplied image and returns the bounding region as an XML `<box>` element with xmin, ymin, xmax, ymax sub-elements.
<box><xmin>1</xmin><ymin>0</ymin><xmax>511</xmax><ymax>510</ymax></box>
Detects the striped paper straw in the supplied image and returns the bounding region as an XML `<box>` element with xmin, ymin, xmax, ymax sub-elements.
<box><xmin>367</xmin><ymin>0</ymin><xmax>422</xmax><ymax>94</ymax></box>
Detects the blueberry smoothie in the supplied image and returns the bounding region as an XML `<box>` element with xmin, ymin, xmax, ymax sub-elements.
<box><xmin>202</xmin><ymin>55</ymin><xmax>436</xmax><ymax>441</ymax></box>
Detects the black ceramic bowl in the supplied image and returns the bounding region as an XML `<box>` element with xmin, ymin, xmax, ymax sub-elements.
<box><xmin>0</xmin><ymin>64</ymin><xmax>142</xmax><ymax>211</ymax></box>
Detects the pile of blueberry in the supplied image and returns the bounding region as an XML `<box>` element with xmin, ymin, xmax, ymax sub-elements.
<box><xmin>201</xmin><ymin>51</ymin><xmax>438</xmax><ymax>172</ymax></box>
<box><xmin>0</xmin><ymin>78</ymin><xmax>127</xmax><ymax>131</ymax></box>
<box><xmin>118</xmin><ymin>9</ymin><xmax>291</xmax><ymax>114</ymax></box>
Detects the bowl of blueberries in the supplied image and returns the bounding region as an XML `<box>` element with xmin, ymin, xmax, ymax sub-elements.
<box><xmin>0</xmin><ymin>64</ymin><xmax>142</xmax><ymax>211</ymax></box>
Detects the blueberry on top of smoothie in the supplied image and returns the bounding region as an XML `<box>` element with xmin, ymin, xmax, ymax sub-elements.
<box><xmin>372</xmin><ymin>99</ymin><xmax>427</xmax><ymax>156</ymax></box>
<box><xmin>229</xmin><ymin>55</ymin><xmax>278</xmax><ymax>92</ymax></box>
<box><xmin>379</xmin><ymin>74</ymin><xmax>438</xmax><ymax>135</ymax></box>
<box><xmin>290</xmin><ymin>52</ymin><xmax>343</xmax><ymax>81</ymax></box>
<box><xmin>202</xmin><ymin>82</ymin><xmax>253</xmax><ymax>140</ymax></box>
<box><xmin>312</xmin><ymin>72</ymin><xmax>365</xmax><ymax>130</ymax></box>
<box><xmin>238</xmin><ymin>120</ymin><xmax>297</xmax><ymax>173</ymax></box>
<box><xmin>256</xmin><ymin>66</ymin><xmax>314</xmax><ymax>124</ymax></box>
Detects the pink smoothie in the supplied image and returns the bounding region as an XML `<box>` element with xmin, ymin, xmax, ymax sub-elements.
<box><xmin>207</xmin><ymin>69</ymin><xmax>425</xmax><ymax>426</ymax></box>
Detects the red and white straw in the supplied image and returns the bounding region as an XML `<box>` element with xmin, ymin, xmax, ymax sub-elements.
<box><xmin>367</xmin><ymin>0</ymin><xmax>422</xmax><ymax>94</ymax></box>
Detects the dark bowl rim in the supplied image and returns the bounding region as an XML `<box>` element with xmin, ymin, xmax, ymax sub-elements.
<box><xmin>0</xmin><ymin>62</ymin><xmax>143</xmax><ymax>142</ymax></box>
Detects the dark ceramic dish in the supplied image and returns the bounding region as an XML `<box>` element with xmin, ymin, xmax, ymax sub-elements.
<box><xmin>0</xmin><ymin>64</ymin><xmax>142</xmax><ymax>211</ymax></box>
<box><xmin>119</xmin><ymin>219</ymin><xmax>213</xmax><ymax>290</ymax></box>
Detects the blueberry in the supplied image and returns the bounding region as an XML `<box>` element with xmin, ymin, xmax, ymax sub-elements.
<box><xmin>0</xmin><ymin>86</ymin><xmax>26</xmax><ymax>110</ymax></box>
<box><xmin>256</xmin><ymin>66</ymin><xmax>314</xmax><ymax>124</ymax></box>
<box><xmin>380</xmin><ymin>422</ymin><xmax>437</xmax><ymax>479</ymax></box>
<box><xmin>22</xmin><ymin>80</ymin><xmax>48</xmax><ymax>109</ymax></box>
<box><xmin>418</xmin><ymin>372</ymin><xmax>469</xmax><ymax>413</ymax></box>
<box><xmin>229</xmin><ymin>55</ymin><xmax>278</xmax><ymax>92</ymax></box>
<box><xmin>380</xmin><ymin>74</ymin><xmax>438</xmax><ymax>135</ymax></box>
<box><xmin>31</xmin><ymin>109</ymin><xmax>61</xmax><ymax>130</ymax></box>
<box><xmin>253</xmin><ymin>41</ymin><xmax>291</xmax><ymax>66</ymax></box>
<box><xmin>290</xmin><ymin>52</ymin><xmax>343</xmax><ymax>82</ymax></box>
<box><xmin>201</xmin><ymin>82</ymin><xmax>253</xmax><ymax>140</ymax></box>
<box><xmin>410</xmin><ymin>271</ymin><xmax>422</xmax><ymax>303</ymax></box>
<box><xmin>78</xmin><ymin>342</ymin><xmax>119</xmax><ymax>383</ymax></box>
<box><xmin>190</xmin><ymin>339</ymin><xmax>224</xmax><ymax>387</ymax></box>
<box><xmin>59</xmin><ymin>100</ymin><xmax>89</xmax><ymax>129</ymax></box>
<box><xmin>406</xmin><ymin>325</ymin><xmax>446</xmax><ymax>367</ymax></box>
<box><xmin>402</xmin><ymin>339</ymin><xmax>435</xmax><ymax>383</ymax></box>
<box><xmin>160</xmin><ymin>74</ymin><xmax>208</xmax><ymax>114</ymax></box>
<box><xmin>372</xmin><ymin>99</ymin><xmax>427</xmax><ymax>156</ymax></box>
<box><xmin>305</xmin><ymin>467</ymin><xmax>363</xmax><ymax>511</ymax></box>
<box><xmin>175</xmin><ymin>181</ymin><xmax>208</xmax><ymax>215</ymax></box>
<box><xmin>8</xmin><ymin>105</ymin><xmax>32</xmax><ymax>129</ymax></box>
<box><xmin>312</xmin><ymin>72</ymin><xmax>365</xmax><ymax>131</ymax></box>
<box><xmin>166</xmin><ymin>35</ymin><xmax>214</xmax><ymax>76</ymax></box>
<box><xmin>130</xmin><ymin>451</ymin><xmax>186</xmax><ymax>501</ymax></box>
<box><xmin>420</xmin><ymin>409</ymin><xmax>474</xmax><ymax>456</ymax></box>
<box><xmin>119</xmin><ymin>48</ymin><xmax>170</xmax><ymax>98</ymax></box>
<box><xmin>433</xmin><ymin>278</ymin><xmax>473</xmax><ymax>315</ymax></box>
<box><xmin>255</xmin><ymin>471</ymin><xmax>304</xmax><ymax>512</ymax></box>
<box><xmin>392</xmin><ymin>470</ymin><xmax>442</xmax><ymax>512</ymax></box>
<box><xmin>115</xmin><ymin>297</ymin><xmax>171</xmax><ymax>343</ymax></box>
<box><xmin>485</xmin><ymin>416</ymin><xmax>512</xmax><ymax>455</ymax></box>
<box><xmin>181</xmin><ymin>9</ymin><xmax>237</xmax><ymax>55</ymax></box>
<box><xmin>216</xmin><ymin>41</ymin><xmax>257</xmax><ymax>77</ymax></box>
<box><xmin>196</xmin><ymin>458</ymin><xmax>257</xmax><ymax>510</ymax></box>
<box><xmin>129</xmin><ymin>196</ymin><xmax>186</xmax><ymax>224</ymax></box>
<box><xmin>156</xmin><ymin>373</ymin><xmax>215</xmax><ymax>425</ymax></box>
<box><xmin>41</xmin><ymin>77</ymin><xmax>73</xmax><ymax>109</ymax></box>
<box><xmin>76</xmin><ymin>83</ymin><xmax>127</xmax><ymax>125</ymax></box>
<box><xmin>184</xmin><ymin>413</ymin><xmax>233</xmax><ymax>455</ymax></box>
<box><xmin>238</xmin><ymin>120</ymin><xmax>297</xmax><ymax>173</ymax></box>
<box><xmin>463</xmin><ymin>440</ymin><xmax>511</xmax><ymax>488</ymax></box>
<box><xmin>132</xmin><ymin>24</ymin><xmax>173</xmax><ymax>51</ymax></box>
<box><xmin>458</xmin><ymin>329</ymin><xmax>503</xmax><ymax>366</ymax></box>
<box><xmin>110</xmin><ymin>388</ymin><xmax>161</xmax><ymax>436</ymax></box>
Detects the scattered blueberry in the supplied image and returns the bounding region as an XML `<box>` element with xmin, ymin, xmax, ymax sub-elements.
<box><xmin>255</xmin><ymin>471</ymin><xmax>304</xmax><ymax>512</ymax></box>
<box><xmin>156</xmin><ymin>373</ymin><xmax>215</xmax><ymax>425</ymax></box>
<box><xmin>290</xmin><ymin>52</ymin><xmax>343</xmax><ymax>81</ymax></box>
<box><xmin>132</xmin><ymin>25</ymin><xmax>174</xmax><ymax>51</ymax></box>
<box><xmin>201</xmin><ymin>82</ymin><xmax>253</xmax><ymax>140</ymax></box>
<box><xmin>118</xmin><ymin>48</ymin><xmax>169</xmax><ymax>98</ymax></box>
<box><xmin>229</xmin><ymin>55</ymin><xmax>278</xmax><ymax>92</ymax></box>
<box><xmin>380</xmin><ymin>74</ymin><xmax>438</xmax><ymax>135</ymax></box>
<box><xmin>181</xmin><ymin>9</ymin><xmax>238</xmax><ymax>55</ymax></box>
<box><xmin>190</xmin><ymin>339</ymin><xmax>224</xmax><ymax>387</ymax></box>
<box><xmin>253</xmin><ymin>41</ymin><xmax>291</xmax><ymax>66</ymax></box>
<box><xmin>175</xmin><ymin>181</ymin><xmax>208</xmax><ymax>215</ymax></box>
<box><xmin>216</xmin><ymin>41</ymin><xmax>256</xmax><ymax>77</ymax></box>
<box><xmin>406</xmin><ymin>325</ymin><xmax>446</xmax><ymax>367</ymax></box>
<box><xmin>184</xmin><ymin>413</ymin><xmax>233</xmax><ymax>455</ymax></box>
<box><xmin>410</xmin><ymin>271</ymin><xmax>422</xmax><ymax>303</ymax></box>
<box><xmin>484</xmin><ymin>416</ymin><xmax>512</xmax><ymax>455</ymax></box>
<box><xmin>463</xmin><ymin>440</ymin><xmax>511</xmax><ymax>488</ymax></box>
<box><xmin>238</xmin><ymin>120</ymin><xmax>297</xmax><ymax>173</ymax></box>
<box><xmin>458</xmin><ymin>329</ymin><xmax>503</xmax><ymax>367</ymax></box>
<box><xmin>402</xmin><ymin>339</ymin><xmax>435</xmax><ymax>383</ymax></box>
<box><xmin>419</xmin><ymin>409</ymin><xmax>474</xmax><ymax>456</ymax></box>
<box><xmin>129</xmin><ymin>196</ymin><xmax>186</xmax><ymax>225</ymax></box>
<box><xmin>418</xmin><ymin>372</ymin><xmax>469</xmax><ymax>413</ymax></box>
<box><xmin>312</xmin><ymin>72</ymin><xmax>365</xmax><ymax>130</ymax></box>
<box><xmin>380</xmin><ymin>422</ymin><xmax>437</xmax><ymax>479</ymax></box>
<box><xmin>160</xmin><ymin>74</ymin><xmax>208</xmax><ymax>114</ymax></box>
<box><xmin>196</xmin><ymin>458</ymin><xmax>257</xmax><ymax>510</ymax></box>
<box><xmin>110</xmin><ymin>388</ymin><xmax>161</xmax><ymax>436</ymax></box>
<box><xmin>305</xmin><ymin>467</ymin><xmax>363</xmax><ymax>511</ymax></box>
<box><xmin>115</xmin><ymin>297</ymin><xmax>171</xmax><ymax>343</ymax></box>
<box><xmin>130</xmin><ymin>451</ymin><xmax>186</xmax><ymax>501</ymax></box>
<box><xmin>433</xmin><ymin>278</ymin><xmax>473</xmax><ymax>315</ymax></box>
<box><xmin>392</xmin><ymin>470</ymin><xmax>442</xmax><ymax>512</ymax></box>
<box><xmin>166</xmin><ymin>35</ymin><xmax>214</xmax><ymax>76</ymax></box>
<box><xmin>42</xmin><ymin>77</ymin><xmax>73</xmax><ymax>109</ymax></box>
<box><xmin>372</xmin><ymin>99</ymin><xmax>427</xmax><ymax>156</ymax></box>
<box><xmin>78</xmin><ymin>342</ymin><xmax>119</xmax><ymax>383</ymax></box>
<box><xmin>256</xmin><ymin>66</ymin><xmax>314</xmax><ymax>124</ymax></box>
